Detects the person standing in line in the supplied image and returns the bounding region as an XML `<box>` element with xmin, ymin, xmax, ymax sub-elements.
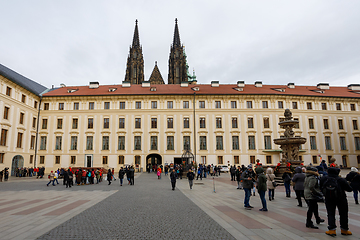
<box><xmin>256</xmin><ymin>167</ymin><xmax>268</xmax><ymax>211</ymax></box>
<box><xmin>282</xmin><ymin>170</ymin><xmax>292</xmax><ymax>198</ymax></box>
<box><xmin>241</xmin><ymin>165</ymin><xmax>255</xmax><ymax>210</ymax></box>
<box><xmin>266</xmin><ymin>167</ymin><xmax>276</xmax><ymax>201</ymax></box>
<box><xmin>47</xmin><ymin>171</ymin><xmax>56</xmax><ymax>186</ymax></box>
<box><xmin>170</xmin><ymin>169</ymin><xmax>178</xmax><ymax>190</ymax></box>
<box><xmin>107</xmin><ymin>169</ymin><xmax>112</xmax><ymax>185</ymax></box>
<box><xmin>187</xmin><ymin>169</ymin><xmax>195</xmax><ymax>190</ymax></box>
<box><xmin>304</xmin><ymin>166</ymin><xmax>324</xmax><ymax>229</ymax></box>
<box><xmin>67</xmin><ymin>169</ymin><xmax>73</xmax><ymax>188</ymax></box>
<box><xmin>345</xmin><ymin>167</ymin><xmax>360</xmax><ymax>205</ymax></box>
<box><xmin>292</xmin><ymin>166</ymin><xmax>306</xmax><ymax>207</ymax></box>
<box><xmin>321</xmin><ymin>167</ymin><xmax>353</xmax><ymax>236</ymax></box>
<box><xmin>118</xmin><ymin>167</ymin><xmax>125</xmax><ymax>186</ymax></box>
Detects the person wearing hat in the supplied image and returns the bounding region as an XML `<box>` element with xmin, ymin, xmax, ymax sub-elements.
<box><xmin>241</xmin><ymin>164</ymin><xmax>255</xmax><ymax>210</ymax></box>
<box><xmin>46</xmin><ymin>171</ymin><xmax>56</xmax><ymax>186</ymax></box>
<box><xmin>346</xmin><ymin>167</ymin><xmax>360</xmax><ymax>205</ymax></box>
<box><xmin>304</xmin><ymin>166</ymin><xmax>324</xmax><ymax>229</ymax></box>
<box><xmin>321</xmin><ymin>167</ymin><xmax>353</xmax><ymax>236</ymax></box>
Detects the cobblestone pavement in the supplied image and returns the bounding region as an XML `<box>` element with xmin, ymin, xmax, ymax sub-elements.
<box><xmin>37</xmin><ymin>173</ymin><xmax>235</xmax><ymax>240</ymax></box>
<box><xmin>1</xmin><ymin>170</ymin><xmax>359</xmax><ymax>240</ymax></box>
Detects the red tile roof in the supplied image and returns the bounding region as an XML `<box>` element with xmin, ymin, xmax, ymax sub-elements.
<box><xmin>42</xmin><ymin>84</ymin><xmax>360</xmax><ymax>99</ymax></box>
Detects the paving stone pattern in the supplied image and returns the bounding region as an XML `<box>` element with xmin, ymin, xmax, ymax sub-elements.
<box><xmin>37</xmin><ymin>174</ymin><xmax>236</xmax><ymax>240</ymax></box>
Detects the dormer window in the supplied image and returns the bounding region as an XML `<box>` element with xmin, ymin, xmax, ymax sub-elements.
<box><xmin>150</xmin><ymin>87</ymin><xmax>157</xmax><ymax>91</ymax></box>
<box><xmin>109</xmin><ymin>88</ymin><xmax>117</xmax><ymax>92</ymax></box>
<box><xmin>272</xmin><ymin>88</ymin><xmax>285</xmax><ymax>92</ymax></box>
<box><xmin>67</xmin><ymin>89</ymin><xmax>78</xmax><ymax>93</ymax></box>
<box><xmin>191</xmin><ymin>87</ymin><xmax>199</xmax><ymax>91</ymax></box>
<box><xmin>234</xmin><ymin>87</ymin><xmax>243</xmax><ymax>91</ymax></box>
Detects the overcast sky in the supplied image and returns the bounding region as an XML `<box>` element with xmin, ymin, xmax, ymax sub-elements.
<box><xmin>1</xmin><ymin>0</ymin><xmax>360</xmax><ymax>88</ymax></box>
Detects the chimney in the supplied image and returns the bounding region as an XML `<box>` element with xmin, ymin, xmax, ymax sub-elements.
<box><xmin>255</xmin><ymin>81</ymin><xmax>262</xmax><ymax>87</ymax></box>
<box><xmin>317</xmin><ymin>83</ymin><xmax>329</xmax><ymax>90</ymax></box>
<box><xmin>122</xmin><ymin>81</ymin><xmax>131</xmax><ymax>88</ymax></box>
<box><xmin>181</xmin><ymin>81</ymin><xmax>189</xmax><ymax>87</ymax></box>
<box><xmin>347</xmin><ymin>84</ymin><xmax>360</xmax><ymax>91</ymax></box>
<box><xmin>142</xmin><ymin>81</ymin><xmax>150</xmax><ymax>87</ymax></box>
<box><xmin>211</xmin><ymin>81</ymin><xmax>219</xmax><ymax>87</ymax></box>
<box><xmin>237</xmin><ymin>81</ymin><xmax>245</xmax><ymax>88</ymax></box>
<box><xmin>89</xmin><ymin>82</ymin><xmax>99</xmax><ymax>89</ymax></box>
<box><xmin>287</xmin><ymin>83</ymin><xmax>295</xmax><ymax>89</ymax></box>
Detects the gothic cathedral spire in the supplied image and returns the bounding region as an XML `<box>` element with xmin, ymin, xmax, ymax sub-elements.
<box><xmin>124</xmin><ymin>19</ymin><xmax>144</xmax><ymax>84</ymax></box>
<box><xmin>168</xmin><ymin>18</ymin><xmax>188</xmax><ymax>84</ymax></box>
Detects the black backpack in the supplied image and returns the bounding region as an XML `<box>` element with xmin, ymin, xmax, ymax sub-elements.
<box><xmin>322</xmin><ymin>176</ymin><xmax>339</xmax><ymax>198</ymax></box>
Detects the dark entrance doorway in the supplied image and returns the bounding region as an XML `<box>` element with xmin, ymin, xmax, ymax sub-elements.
<box><xmin>85</xmin><ymin>155</ymin><xmax>93</xmax><ymax>168</ymax></box>
<box><xmin>174</xmin><ymin>157</ymin><xmax>182</xmax><ymax>165</ymax></box>
<box><xmin>11</xmin><ymin>155</ymin><xmax>24</xmax><ymax>176</ymax></box>
<box><xmin>146</xmin><ymin>154</ymin><xmax>162</xmax><ymax>165</ymax></box>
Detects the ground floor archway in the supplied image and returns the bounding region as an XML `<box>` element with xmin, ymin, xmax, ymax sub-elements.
<box><xmin>146</xmin><ymin>154</ymin><xmax>162</xmax><ymax>166</ymax></box>
<box><xmin>11</xmin><ymin>155</ymin><xmax>24</xmax><ymax>176</ymax></box>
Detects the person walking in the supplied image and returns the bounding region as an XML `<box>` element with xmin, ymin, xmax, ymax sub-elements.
<box><xmin>107</xmin><ymin>169</ymin><xmax>112</xmax><ymax>185</ymax></box>
<box><xmin>47</xmin><ymin>171</ymin><xmax>56</xmax><ymax>186</ymax></box>
<box><xmin>170</xmin><ymin>169</ymin><xmax>178</xmax><ymax>190</ymax></box>
<box><xmin>187</xmin><ymin>169</ymin><xmax>195</xmax><ymax>189</ymax></box>
<box><xmin>241</xmin><ymin>165</ymin><xmax>255</xmax><ymax>210</ymax></box>
<box><xmin>196</xmin><ymin>166</ymin><xmax>202</xmax><ymax>180</ymax></box>
<box><xmin>266</xmin><ymin>167</ymin><xmax>276</xmax><ymax>201</ymax></box>
<box><xmin>345</xmin><ymin>167</ymin><xmax>360</xmax><ymax>204</ymax></box>
<box><xmin>282</xmin><ymin>170</ymin><xmax>292</xmax><ymax>198</ymax></box>
<box><xmin>256</xmin><ymin>167</ymin><xmax>268</xmax><ymax>211</ymax></box>
<box><xmin>320</xmin><ymin>167</ymin><xmax>353</xmax><ymax>236</ymax></box>
<box><xmin>292</xmin><ymin>166</ymin><xmax>306</xmax><ymax>207</ymax></box>
<box><xmin>118</xmin><ymin>167</ymin><xmax>125</xmax><ymax>186</ymax></box>
<box><xmin>304</xmin><ymin>166</ymin><xmax>324</xmax><ymax>229</ymax></box>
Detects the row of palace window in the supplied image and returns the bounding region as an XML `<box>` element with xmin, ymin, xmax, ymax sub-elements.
<box><xmin>4</xmin><ymin>86</ymin><xmax>39</xmax><ymax>108</ymax></box>
<box><xmin>42</xmin><ymin>99</ymin><xmax>358</xmax><ymax>111</ymax></box>
<box><xmin>40</xmin><ymin>116</ymin><xmax>359</xmax><ymax>132</ymax></box>
<box><xmin>308</xmin><ymin>118</ymin><xmax>358</xmax><ymax>131</ymax></box>
<box><xmin>2</xmin><ymin>128</ymin><xmax>358</xmax><ymax>152</ymax></box>
<box><xmin>4</xmin><ymin>106</ymin><xmax>357</xmax><ymax>132</ymax></box>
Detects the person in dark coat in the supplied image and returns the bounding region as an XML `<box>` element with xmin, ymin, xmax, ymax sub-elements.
<box><xmin>67</xmin><ymin>169</ymin><xmax>73</xmax><ymax>187</ymax></box>
<box><xmin>129</xmin><ymin>166</ymin><xmax>135</xmax><ymax>185</ymax></box>
<box><xmin>304</xmin><ymin>166</ymin><xmax>324</xmax><ymax>229</ymax></box>
<box><xmin>235</xmin><ymin>166</ymin><xmax>242</xmax><ymax>189</ymax></box>
<box><xmin>256</xmin><ymin>167</ymin><xmax>267</xmax><ymax>211</ymax></box>
<box><xmin>187</xmin><ymin>169</ymin><xmax>195</xmax><ymax>189</ymax></box>
<box><xmin>107</xmin><ymin>169</ymin><xmax>112</xmax><ymax>185</ymax></box>
<box><xmin>63</xmin><ymin>170</ymin><xmax>69</xmax><ymax>188</ymax></box>
<box><xmin>241</xmin><ymin>165</ymin><xmax>255</xmax><ymax>210</ymax></box>
<box><xmin>282</xmin><ymin>170</ymin><xmax>292</xmax><ymax>198</ymax></box>
<box><xmin>292</xmin><ymin>166</ymin><xmax>306</xmax><ymax>207</ymax></box>
<box><xmin>230</xmin><ymin>165</ymin><xmax>236</xmax><ymax>181</ymax></box>
<box><xmin>118</xmin><ymin>167</ymin><xmax>125</xmax><ymax>186</ymax></box>
<box><xmin>170</xmin><ymin>169</ymin><xmax>178</xmax><ymax>190</ymax></box>
<box><xmin>320</xmin><ymin>167</ymin><xmax>353</xmax><ymax>236</ymax></box>
<box><xmin>345</xmin><ymin>167</ymin><xmax>360</xmax><ymax>204</ymax></box>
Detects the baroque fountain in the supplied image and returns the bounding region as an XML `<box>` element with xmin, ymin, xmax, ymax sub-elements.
<box><xmin>273</xmin><ymin>109</ymin><xmax>307</xmax><ymax>173</ymax></box>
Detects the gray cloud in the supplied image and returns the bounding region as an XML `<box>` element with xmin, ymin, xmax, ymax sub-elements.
<box><xmin>1</xmin><ymin>0</ymin><xmax>359</xmax><ymax>88</ymax></box>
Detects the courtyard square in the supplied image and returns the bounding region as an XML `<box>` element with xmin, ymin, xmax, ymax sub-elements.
<box><xmin>0</xmin><ymin>172</ymin><xmax>359</xmax><ymax>240</ymax></box>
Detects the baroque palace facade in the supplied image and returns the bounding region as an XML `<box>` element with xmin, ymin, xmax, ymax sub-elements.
<box><xmin>1</xmin><ymin>20</ymin><xmax>360</xmax><ymax>174</ymax></box>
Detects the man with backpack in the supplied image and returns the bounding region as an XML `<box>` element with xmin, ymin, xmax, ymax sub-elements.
<box><xmin>320</xmin><ymin>167</ymin><xmax>353</xmax><ymax>236</ymax></box>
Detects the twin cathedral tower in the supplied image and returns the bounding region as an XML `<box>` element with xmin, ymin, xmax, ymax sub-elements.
<box><xmin>124</xmin><ymin>19</ymin><xmax>196</xmax><ymax>85</ymax></box>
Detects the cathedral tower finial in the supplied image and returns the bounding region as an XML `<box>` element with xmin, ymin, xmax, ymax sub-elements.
<box><xmin>132</xmin><ymin>19</ymin><xmax>140</xmax><ymax>47</ymax></box>
<box><xmin>173</xmin><ymin>18</ymin><xmax>181</xmax><ymax>47</ymax></box>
